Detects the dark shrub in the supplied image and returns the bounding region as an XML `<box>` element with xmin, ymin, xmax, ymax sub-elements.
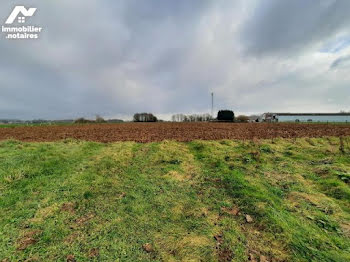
<box><xmin>217</xmin><ymin>110</ymin><xmax>234</xmax><ymax>122</ymax></box>
<box><xmin>74</xmin><ymin>118</ymin><xmax>93</xmax><ymax>124</ymax></box>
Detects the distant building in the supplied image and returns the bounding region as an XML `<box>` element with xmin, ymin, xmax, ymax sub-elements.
<box><xmin>248</xmin><ymin>115</ymin><xmax>261</xmax><ymax>122</ymax></box>
<box><xmin>262</xmin><ymin>113</ymin><xmax>350</xmax><ymax>123</ymax></box>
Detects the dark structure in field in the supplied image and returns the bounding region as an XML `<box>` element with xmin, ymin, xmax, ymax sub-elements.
<box><xmin>217</xmin><ymin>110</ymin><xmax>235</xmax><ymax>122</ymax></box>
<box><xmin>263</xmin><ymin>113</ymin><xmax>350</xmax><ymax>123</ymax></box>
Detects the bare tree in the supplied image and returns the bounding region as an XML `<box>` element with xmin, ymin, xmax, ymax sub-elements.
<box><xmin>171</xmin><ymin>113</ymin><xmax>213</xmax><ymax>122</ymax></box>
<box><xmin>96</xmin><ymin>115</ymin><xmax>106</xmax><ymax>123</ymax></box>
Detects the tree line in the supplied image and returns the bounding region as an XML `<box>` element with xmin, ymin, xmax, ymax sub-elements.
<box><xmin>171</xmin><ymin>113</ymin><xmax>213</xmax><ymax>122</ymax></box>
<box><xmin>133</xmin><ymin>113</ymin><xmax>158</xmax><ymax>122</ymax></box>
<box><xmin>132</xmin><ymin>110</ymin><xmax>251</xmax><ymax>122</ymax></box>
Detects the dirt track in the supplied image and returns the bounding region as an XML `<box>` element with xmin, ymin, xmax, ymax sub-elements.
<box><xmin>0</xmin><ymin>123</ymin><xmax>350</xmax><ymax>143</ymax></box>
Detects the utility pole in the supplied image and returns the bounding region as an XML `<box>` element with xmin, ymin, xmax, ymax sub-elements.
<box><xmin>211</xmin><ymin>92</ymin><xmax>214</xmax><ymax>118</ymax></box>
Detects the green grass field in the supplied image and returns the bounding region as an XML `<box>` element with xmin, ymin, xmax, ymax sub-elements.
<box><xmin>0</xmin><ymin>137</ymin><xmax>349</xmax><ymax>261</ymax></box>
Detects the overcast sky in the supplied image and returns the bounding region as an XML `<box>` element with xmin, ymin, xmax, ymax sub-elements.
<box><xmin>1</xmin><ymin>0</ymin><xmax>350</xmax><ymax>120</ymax></box>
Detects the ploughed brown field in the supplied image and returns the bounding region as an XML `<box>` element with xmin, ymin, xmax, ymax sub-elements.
<box><xmin>0</xmin><ymin>123</ymin><xmax>350</xmax><ymax>143</ymax></box>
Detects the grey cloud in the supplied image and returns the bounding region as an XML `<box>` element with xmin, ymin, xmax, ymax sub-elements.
<box><xmin>0</xmin><ymin>0</ymin><xmax>215</xmax><ymax>119</ymax></box>
<box><xmin>330</xmin><ymin>55</ymin><xmax>350</xmax><ymax>69</ymax></box>
<box><xmin>242</xmin><ymin>0</ymin><xmax>350</xmax><ymax>56</ymax></box>
<box><xmin>0</xmin><ymin>0</ymin><xmax>350</xmax><ymax>120</ymax></box>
